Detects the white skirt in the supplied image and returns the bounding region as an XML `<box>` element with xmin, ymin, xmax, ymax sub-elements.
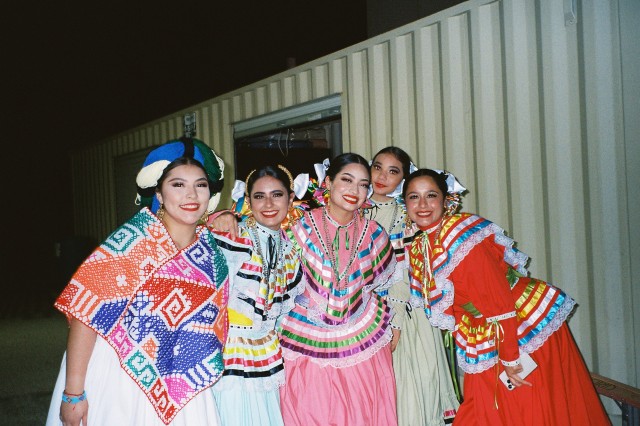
<box><xmin>46</xmin><ymin>337</ymin><xmax>221</xmax><ymax>425</ymax></box>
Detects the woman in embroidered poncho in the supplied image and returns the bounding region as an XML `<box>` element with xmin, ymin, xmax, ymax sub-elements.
<box><xmin>365</xmin><ymin>147</ymin><xmax>460</xmax><ymax>426</ymax></box>
<box><xmin>210</xmin><ymin>165</ymin><xmax>305</xmax><ymax>426</ymax></box>
<box><xmin>403</xmin><ymin>168</ymin><xmax>610</xmax><ymax>425</ymax></box>
<box><xmin>47</xmin><ymin>138</ymin><xmax>232</xmax><ymax>426</ymax></box>
<box><xmin>277</xmin><ymin>153</ymin><xmax>399</xmax><ymax>426</ymax></box>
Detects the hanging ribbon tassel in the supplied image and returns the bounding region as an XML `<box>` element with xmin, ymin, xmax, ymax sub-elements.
<box><xmin>344</xmin><ymin>227</ymin><xmax>350</xmax><ymax>251</ymax></box>
<box><xmin>488</xmin><ymin>320</ymin><xmax>505</xmax><ymax>410</ymax></box>
<box><xmin>268</xmin><ymin>235</ymin><xmax>277</xmax><ymax>270</ymax></box>
<box><xmin>332</xmin><ymin>228</ymin><xmax>340</xmax><ymax>271</ymax></box>
<box><xmin>443</xmin><ymin>331</ymin><xmax>462</xmax><ymax>402</ymax></box>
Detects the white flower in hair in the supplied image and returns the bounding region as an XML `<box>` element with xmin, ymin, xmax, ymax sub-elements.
<box><xmin>433</xmin><ymin>169</ymin><xmax>466</xmax><ymax>194</ymax></box>
<box><xmin>231</xmin><ymin>180</ymin><xmax>245</xmax><ymax>202</ymax></box>
<box><xmin>314</xmin><ymin>158</ymin><xmax>330</xmax><ymax>183</ymax></box>
<box><xmin>215</xmin><ymin>153</ymin><xmax>225</xmax><ymax>175</ymax></box>
<box><xmin>136</xmin><ymin>160</ymin><xmax>171</xmax><ymax>189</ymax></box>
<box><xmin>207</xmin><ymin>193</ymin><xmax>221</xmax><ymax>214</ymax></box>
<box><xmin>293</xmin><ymin>173</ymin><xmax>310</xmax><ymax>199</ymax></box>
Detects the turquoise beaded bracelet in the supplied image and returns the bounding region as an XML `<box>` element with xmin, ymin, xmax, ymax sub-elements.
<box><xmin>61</xmin><ymin>390</ymin><xmax>86</xmax><ymax>404</ymax></box>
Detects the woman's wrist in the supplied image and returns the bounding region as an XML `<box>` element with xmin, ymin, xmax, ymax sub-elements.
<box><xmin>63</xmin><ymin>380</ymin><xmax>85</xmax><ymax>396</ymax></box>
<box><xmin>61</xmin><ymin>390</ymin><xmax>87</xmax><ymax>404</ymax></box>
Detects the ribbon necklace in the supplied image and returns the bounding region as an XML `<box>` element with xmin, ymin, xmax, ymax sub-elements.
<box><xmin>320</xmin><ymin>207</ymin><xmax>360</xmax><ymax>288</ymax></box>
<box><xmin>249</xmin><ymin>222</ymin><xmax>284</xmax><ymax>303</ymax></box>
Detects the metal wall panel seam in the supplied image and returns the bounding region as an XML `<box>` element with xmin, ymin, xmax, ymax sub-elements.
<box><xmin>368</xmin><ymin>41</ymin><xmax>392</xmax><ymax>156</ymax></box>
<box><xmin>391</xmin><ymin>33</ymin><xmax>418</xmax><ymax>156</ymax></box>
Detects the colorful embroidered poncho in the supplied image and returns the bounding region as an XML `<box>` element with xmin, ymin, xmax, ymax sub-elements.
<box><xmin>278</xmin><ymin>208</ymin><xmax>397</xmax><ymax>368</ymax></box>
<box><xmin>408</xmin><ymin>213</ymin><xmax>576</xmax><ymax>374</ymax></box>
<box><xmin>55</xmin><ymin>208</ymin><xmax>229</xmax><ymax>424</ymax></box>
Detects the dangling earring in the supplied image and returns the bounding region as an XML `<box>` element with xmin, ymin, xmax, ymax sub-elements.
<box><xmin>444</xmin><ymin>194</ymin><xmax>461</xmax><ymax>217</ymax></box>
<box><xmin>405</xmin><ymin>214</ymin><xmax>413</xmax><ymax>229</ymax></box>
<box><xmin>157</xmin><ymin>204</ymin><xmax>165</xmax><ymax>221</ymax></box>
<box><xmin>198</xmin><ymin>211</ymin><xmax>209</xmax><ymax>225</ymax></box>
<box><xmin>246</xmin><ymin>215</ymin><xmax>256</xmax><ymax>228</ymax></box>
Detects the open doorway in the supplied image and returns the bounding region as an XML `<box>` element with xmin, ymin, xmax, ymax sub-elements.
<box><xmin>233</xmin><ymin>95</ymin><xmax>342</xmax><ymax>182</ymax></box>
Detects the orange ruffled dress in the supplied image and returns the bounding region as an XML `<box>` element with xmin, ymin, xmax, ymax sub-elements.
<box><xmin>409</xmin><ymin>213</ymin><xmax>610</xmax><ymax>425</ymax></box>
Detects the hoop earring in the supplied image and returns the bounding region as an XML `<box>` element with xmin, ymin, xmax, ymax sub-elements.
<box><xmin>277</xmin><ymin>164</ymin><xmax>295</xmax><ymax>191</ymax></box>
<box><xmin>157</xmin><ymin>204</ymin><xmax>165</xmax><ymax>221</ymax></box>
<box><xmin>245</xmin><ymin>169</ymin><xmax>257</xmax><ymax>198</ymax></box>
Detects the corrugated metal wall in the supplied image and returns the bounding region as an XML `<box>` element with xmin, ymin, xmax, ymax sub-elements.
<box><xmin>71</xmin><ymin>0</ymin><xmax>638</xmax><ymax>400</ymax></box>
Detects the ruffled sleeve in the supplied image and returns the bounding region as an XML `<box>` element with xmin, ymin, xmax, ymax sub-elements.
<box><xmin>449</xmin><ymin>239</ymin><xmax>520</xmax><ymax>365</ymax></box>
<box><xmin>364</xmin><ymin>221</ymin><xmax>397</xmax><ymax>293</ymax></box>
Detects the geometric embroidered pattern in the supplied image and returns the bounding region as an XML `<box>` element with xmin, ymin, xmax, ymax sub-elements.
<box><xmin>54</xmin><ymin>208</ymin><xmax>229</xmax><ymax>424</ymax></box>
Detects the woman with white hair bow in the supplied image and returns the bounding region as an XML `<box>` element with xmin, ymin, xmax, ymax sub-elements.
<box><xmin>210</xmin><ymin>164</ymin><xmax>306</xmax><ymax>426</ymax></box>
<box><xmin>403</xmin><ymin>168</ymin><xmax>609</xmax><ymax>425</ymax></box>
<box><xmin>365</xmin><ymin>147</ymin><xmax>461</xmax><ymax>426</ymax></box>
<box><xmin>277</xmin><ymin>153</ymin><xmax>399</xmax><ymax>426</ymax></box>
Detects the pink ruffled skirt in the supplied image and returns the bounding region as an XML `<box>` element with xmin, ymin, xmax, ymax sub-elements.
<box><xmin>280</xmin><ymin>346</ymin><xmax>397</xmax><ymax>426</ymax></box>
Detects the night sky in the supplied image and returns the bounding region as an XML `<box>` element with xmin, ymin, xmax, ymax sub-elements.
<box><xmin>3</xmin><ymin>1</ymin><xmax>367</xmax><ymax>299</ymax></box>
<box><xmin>3</xmin><ymin>1</ymin><xmax>462</xmax><ymax>304</ymax></box>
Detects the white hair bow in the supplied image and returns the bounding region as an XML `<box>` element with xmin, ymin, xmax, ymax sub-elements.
<box><xmin>293</xmin><ymin>173</ymin><xmax>310</xmax><ymax>199</ymax></box>
<box><xmin>231</xmin><ymin>180</ymin><xmax>245</xmax><ymax>202</ymax></box>
<box><xmin>313</xmin><ymin>158</ymin><xmax>331</xmax><ymax>183</ymax></box>
<box><xmin>433</xmin><ymin>169</ymin><xmax>467</xmax><ymax>194</ymax></box>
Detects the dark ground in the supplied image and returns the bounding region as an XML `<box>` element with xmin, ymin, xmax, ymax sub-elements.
<box><xmin>0</xmin><ymin>295</ymin><xmax>68</xmax><ymax>425</ymax></box>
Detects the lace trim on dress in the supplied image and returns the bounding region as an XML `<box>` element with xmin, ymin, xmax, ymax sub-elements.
<box><xmin>364</xmin><ymin>255</ymin><xmax>398</xmax><ymax>293</ymax></box>
<box><xmin>427</xmin><ymin>223</ymin><xmax>527</xmax><ymax>332</ymax></box>
<box><xmin>486</xmin><ymin>311</ymin><xmax>516</xmax><ymax>322</ymax></box>
<box><xmin>409</xmin><ymin>294</ymin><xmax>426</xmax><ymax>309</ymax></box>
<box><xmin>519</xmin><ymin>296</ymin><xmax>576</xmax><ymax>354</ymax></box>
<box><xmin>456</xmin><ymin>295</ymin><xmax>576</xmax><ymax>374</ymax></box>
<box><xmin>384</xmin><ymin>256</ymin><xmax>407</xmax><ymax>290</ymax></box>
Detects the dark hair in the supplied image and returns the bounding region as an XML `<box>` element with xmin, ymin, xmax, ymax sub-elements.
<box><xmin>246</xmin><ymin>165</ymin><xmax>293</xmax><ymax>196</ymax></box>
<box><xmin>372</xmin><ymin>147</ymin><xmax>412</xmax><ymax>178</ymax></box>
<box><xmin>326</xmin><ymin>153</ymin><xmax>370</xmax><ymax>181</ymax></box>
<box><xmin>156</xmin><ymin>157</ymin><xmax>213</xmax><ymax>196</ymax></box>
<box><xmin>403</xmin><ymin>168</ymin><xmax>448</xmax><ymax>199</ymax></box>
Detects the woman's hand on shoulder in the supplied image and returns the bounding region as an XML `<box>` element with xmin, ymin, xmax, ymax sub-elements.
<box><xmin>208</xmin><ymin>211</ymin><xmax>239</xmax><ymax>238</ymax></box>
<box><xmin>60</xmin><ymin>399</ymin><xmax>88</xmax><ymax>426</ymax></box>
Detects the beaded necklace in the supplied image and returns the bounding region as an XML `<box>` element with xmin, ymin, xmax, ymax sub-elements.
<box><xmin>319</xmin><ymin>207</ymin><xmax>361</xmax><ymax>287</ymax></box>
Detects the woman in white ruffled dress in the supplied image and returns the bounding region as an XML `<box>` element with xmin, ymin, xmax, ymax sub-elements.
<box><xmin>47</xmin><ymin>138</ymin><xmax>230</xmax><ymax>426</ymax></box>
<box><xmin>210</xmin><ymin>164</ymin><xmax>304</xmax><ymax>426</ymax></box>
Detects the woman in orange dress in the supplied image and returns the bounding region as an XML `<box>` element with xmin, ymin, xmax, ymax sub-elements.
<box><xmin>403</xmin><ymin>168</ymin><xmax>610</xmax><ymax>425</ymax></box>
